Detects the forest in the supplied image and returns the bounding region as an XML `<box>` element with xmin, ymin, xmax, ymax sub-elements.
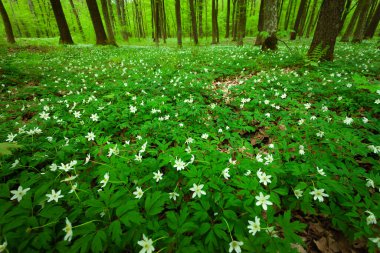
<box><xmin>0</xmin><ymin>0</ymin><xmax>379</xmax><ymax>252</ymax></box>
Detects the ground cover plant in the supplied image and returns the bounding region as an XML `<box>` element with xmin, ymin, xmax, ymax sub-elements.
<box><xmin>0</xmin><ymin>40</ymin><xmax>379</xmax><ymax>252</ymax></box>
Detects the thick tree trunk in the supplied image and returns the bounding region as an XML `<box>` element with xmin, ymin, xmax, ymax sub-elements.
<box><xmin>365</xmin><ymin>1</ymin><xmax>380</xmax><ymax>38</ymax></box>
<box><xmin>175</xmin><ymin>0</ymin><xmax>182</xmax><ymax>47</ymax></box>
<box><xmin>100</xmin><ymin>0</ymin><xmax>117</xmax><ymax>45</ymax></box>
<box><xmin>0</xmin><ymin>0</ymin><xmax>15</xmax><ymax>43</ymax></box>
<box><xmin>69</xmin><ymin>0</ymin><xmax>85</xmax><ymax>41</ymax></box>
<box><xmin>189</xmin><ymin>0</ymin><xmax>198</xmax><ymax>44</ymax></box>
<box><xmin>290</xmin><ymin>0</ymin><xmax>308</xmax><ymax>40</ymax></box>
<box><xmin>86</xmin><ymin>0</ymin><xmax>109</xmax><ymax>45</ymax></box>
<box><xmin>231</xmin><ymin>0</ymin><xmax>237</xmax><ymax>40</ymax></box>
<box><xmin>254</xmin><ymin>0</ymin><xmax>264</xmax><ymax>45</ymax></box>
<box><xmin>341</xmin><ymin>1</ymin><xmax>362</xmax><ymax>42</ymax></box>
<box><xmin>50</xmin><ymin>0</ymin><xmax>74</xmax><ymax>44</ymax></box>
<box><xmin>225</xmin><ymin>0</ymin><xmax>231</xmax><ymax>38</ymax></box>
<box><xmin>308</xmin><ymin>0</ymin><xmax>346</xmax><ymax>61</ymax></box>
<box><xmin>352</xmin><ymin>0</ymin><xmax>372</xmax><ymax>43</ymax></box>
<box><xmin>298</xmin><ymin>0</ymin><xmax>310</xmax><ymax>37</ymax></box>
<box><xmin>262</xmin><ymin>0</ymin><xmax>277</xmax><ymax>50</ymax></box>
<box><xmin>211</xmin><ymin>0</ymin><xmax>218</xmax><ymax>44</ymax></box>
<box><xmin>236</xmin><ymin>0</ymin><xmax>247</xmax><ymax>46</ymax></box>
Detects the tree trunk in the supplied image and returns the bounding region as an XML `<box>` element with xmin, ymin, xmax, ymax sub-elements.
<box><xmin>290</xmin><ymin>0</ymin><xmax>308</xmax><ymax>40</ymax></box>
<box><xmin>50</xmin><ymin>0</ymin><xmax>74</xmax><ymax>44</ymax></box>
<box><xmin>86</xmin><ymin>0</ymin><xmax>109</xmax><ymax>45</ymax></box>
<box><xmin>341</xmin><ymin>1</ymin><xmax>362</xmax><ymax>42</ymax></box>
<box><xmin>198</xmin><ymin>0</ymin><xmax>203</xmax><ymax>37</ymax></box>
<box><xmin>305</xmin><ymin>0</ymin><xmax>318</xmax><ymax>38</ymax></box>
<box><xmin>0</xmin><ymin>0</ymin><xmax>15</xmax><ymax>43</ymax></box>
<box><xmin>236</xmin><ymin>0</ymin><xmax>247</xmax><ymax>46</ymax></box>
<box><xmin>298</xmin><ymin>0</ymin><xmax>310</xmax><ymax>37</ymax></box>
<box><xmin>189</xmin><ymin>0</ymin><xmax>198</xmax><ymax>44</ymax></box>
<box><xmin>352</xmin><ymin>0</ymin><xmax>372</xmax><ymax>43</ymax></box>
<box><xmin>101</xmin><ymin>0</ymin><xmax>117</xmax><ymax>45</ymax></box>
<box><xmin>225</xmin><ymin>0</ymin><xmax>231</xmax><ymax>38</ymax></box>
<box><xmin>231</xmin><ymin>0</ymin><xmax>237</xmax><ymax>40</ymax></box>
<box><xmin>308</xmin><ymin>0</ymin><xmax>346</xmax><ymax>61</ymax></box>
<box><xmin>211</xmin><ymin>0</ymin><xmax>217</xmax><ymax>44</ymax></box>
<box><xmin>365</xmin><ymin>1</ymin><xmax>380</xmax><ymax>38</ymax></box>
<box><xmin>254</xmin><ymin>0</ymin><xmax>264</xmax><ymax>45</ymax></box>
<box><xmin>69</xmin><ymin>0</ymin><xmax>85</xmax><ymax>41</ymax></box>
<box><xmin>175</xmin><ymin>0</ymin><xmax>182</xmax><ymax>47</ymax></box>
<box><xmin>284</xmin><ymin>0</ymin><xmax>293</xmax><ymax>30</ymax></box>
<box><xmin>277</xmin><ymin>0</ymin><xmax>284</xmax><ymax>28</ymax></box>
<box><xmin>262</xmin><ymin>0</ymin><xmax>277</xmax><ymax>50</ymax></box>
<box><xmin>116</xmin><ymin>0</ymin><xmax>128</xmax><ymax>41</ymax></box>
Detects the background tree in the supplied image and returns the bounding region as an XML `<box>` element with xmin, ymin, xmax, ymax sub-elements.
<box><xmin>86</xmin><ymin>0</ymin><xmax>109</xmax><ymax>45</ymax></box>
<box><xmin>100</xmin><ymin>0</ymin><xmax>117</xmax><ymax>45</ymax></box>
<box><xmin>175</xmin><ymin>0</ymin><xmax>182</xmax><ymax>46</ymax></box>
<box><xmin>262</xmin><ymin>0</ymin><xmax>277</xmax><ymax>50</ymax></box>
<box><xmin>236</xmin><ymin>0</ymin><xmax>247</xmax><ymax>46</ymax></box>
<box><xmin>341</xmin><ymin>1</ymin><xmax>363</xmax><ymax>42</ymax></box>
<box><xmin>352</xmin><ymin>0</ymin><xmax>372</xmax><ymax>43</ymax></box>
<box><xmin>290</xmin><ymin>0</ymin><xmax>308</xmax><ymax>40</ymax></box>
<box><xmin>365</xmin><ymin>1</ymin><xmax>380</xmax><ymax>38</ymax></box>
<box><xmin>0</xmin><ymin>0</ymin><xmax>15</xmax><ymax>43</ymax></box>
<box><xmin>308</xmin><ymin>0</ymin><xmax>347</xmax><ymax>61</ymax></box>
<box><xmin>69</xmin><ymin>0</ymin><xmax>85</xmax><ymax>41</ymax></box>
<box><xmin>50</xmin><ymin>0</ymin><xmax>74</xmax><ymax>44</ymax></box>
<box><xmin>254</xmin><ymin>0</ymin><xmax>264</xmax><ymax>45</ymax></box>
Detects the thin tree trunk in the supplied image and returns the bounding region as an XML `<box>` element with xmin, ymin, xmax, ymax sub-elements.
<box><xmin>231</xmin><ymin>0</ymin><xmax>237</xmax><ymax>40</ymax></box>
<box><xmin>308</xmin><ymin>0</ymin><xmax>346</xmax><ymax>61</ymax></box>
<box><xmin>341</xmin><ymin>1</ymin><xmax>362</xmax><ymax>42</ymax></box>
<box><xmin>352</xmin><ymin>0</ymin><xmax>372</xmax><ymax>42</ymax></box>
<box><xmin>189</xmin><ymin>0</ymin><xmax>198</xmax><ymax>44</ymax></box>
<box><xmin>305</xmin><ymin>0</ymin><xmax>318</xmax><ymax>38</ymax></box>
<box><xmin>237</xmin><ymin>0</ymin><xmax>247</xmax><ymax>46</ymax></box>
<box><xmin>69</xmin><ymin>0</ymin><xmax>85</xmax><ymax>41</ymax></box>
<box><xmin>284</xmin><ymin>0</ymin><xmax>293</xmax><ymax>30</ymax></box>
<box><xmin>198</xmin><ymin>0</ymin><xmax>203</xmax><ymax>37</ymax></box>
<box><xmin>365</xmin><ymin>1</ymin><xmax>380</xmax><ymax>38</ymax></box>
<box><xmin>290</xmin><ymin>0</ymin><xmax>308</xmax><ymax>40</ymax></box>
<box><xmin>50</xmin><ymin>0</ymin><xmax>74</xmax><ymax>44</ymax></box>
<box><xmin>211</xmin><ymin>0</ymin><xmax>217</xmax><ymax>43</ymax></box>
<box><xmin>175</xmin><ymin>0</ymin><xmax>182</xmax><ymax>46</ymax></box>
<box><xmin>225</xmin><ymin>0</ymin><xmax>231</xmax><ymax>38</ymax></box>
<box><xmin>0</xmin><ymin>0</ymin><xmax>15</xmax><ymax>43</ymax></box>
<box><xmin>116</xmin><ymin>0</ymin><xmax>128</xmax><ymax>40</ymax></box>
<box><xmin>101</xmin><ymin>0</ymin><xmax>117</xmax><ymax>45</ymax></box>
<box><xmin>254</xmin><ymin>0</ymin><xmax>264</xmax><ymax>45</ymax></box>
<box><xmin>86</xmin><ymin>0</ymin><xmax>109</xmax><ymax>45</ymax></box>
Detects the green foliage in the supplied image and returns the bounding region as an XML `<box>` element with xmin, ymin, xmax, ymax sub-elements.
<box><xmin>0</xmin><ymin>143</ymin><xmax>23</xmax><ymax>156</ymax></box>
<box><xmin>0</xmin><ymin>40</ymin><xmax>379</xmax><ymax>253</ymax></box>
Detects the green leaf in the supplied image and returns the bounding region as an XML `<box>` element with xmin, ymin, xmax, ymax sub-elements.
<box><xmin>144</xmin><ymin>191</ymin><xmax>166</xmax><ymax>216</ymax></box>
<box><xmin>91</xmin><ymin>230</ymin><xmax>106</xmax><ymax>253</ymax></box>
<box><xmin>0</xmin><ymin>143</ymin><xmax>23</xmax><ymax>156</ymax></box>
<box><xmin>109</xmin><ymin>220</ymin><xmax>122</xmax><ymax>244</ymax></box>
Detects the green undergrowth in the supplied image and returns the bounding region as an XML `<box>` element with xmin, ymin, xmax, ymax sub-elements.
<box><xmin>0</xmin><ymin>40</ymin><xmax>379</xmax><ymax>252</ymax></box>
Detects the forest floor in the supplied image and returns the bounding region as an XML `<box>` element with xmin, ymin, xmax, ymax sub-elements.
<box><xmin>0</xmin><ymin>39</ymin><xmax>379</xmax><ymax>253</ymax></box>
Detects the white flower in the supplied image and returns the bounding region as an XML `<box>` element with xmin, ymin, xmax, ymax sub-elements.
<box><xmin>169</xmin><ymin>192</ymin><xmax>179</xmax><ymax>201</ymax></box>
<box><xmin>137</xmin><ymin>234</ymin><xmax>155</xmax><ymax>253</ymax></box>
<box><xmin>294</xmin><ymin>189</ymin><xmax>303</xmax><ymax>199</ymax></box>
<box><xmin>50</xmin><ymin>163</ymin><xmax>58</xmax><ymax>171</ymax></box>
<box><xmin>316</xmin><ymin>131</ymin><xmax>324</xmax><ymax>138</ymax></box>
<box><xmin>229</xmin><ymin>240</ymin><xmax>243</xmax><ymax>253</ymax></box>
<box><xmin>153</xmin><ymin>170</ymin><xmax>163</xmax><ymax>182</ymax></box>
<box><xmin>84</xmin><ymin>154</ymin><xmax>91</xmax><ymax>165</ymax></box>
<box><xmin>185</xmin><ymin>137</ymin><xmax>194</xmax><ymax>144</ymax></box>
<box><xmin>190</xmin><ymin>184</ymin><xmax>206</xmax><ymax>198</ymax></box>
<box><xmin>174</xmin><ymin>157</ymin><xmax>186</xmax><ymax>171</ymax></box>
<box><xmin>129</xmin><ymin>105</ymin><xmax>137</xmax><ymax>113</ymax></box>
<box><xmin>369</xmin><ymin>237</ymin><xmax>380</xmax><ymax>248</ymax></box>
<box><xmin>317</xmin><ymin>167</ymin><xmax>326</xmax><ymax>176</ymax></box>
<box><xmin>247</xmin><ymin>216</ymin><xmax>261</xmax><ymax>236</ymax></box>
<box><xmin>47</xmin><ymin>136</ymin><xmax>53</xmax><ymax>142</ymax></box>
<box><xmin>61</xmin><ymin>175</ymin><xmax>78</xmax><ymax>182</ymax></box>
<box><xmin>73</xmin><ymin>111</ymin><xmax>81</xmax><ymax>118</ymax></box>
<box><xmin>257</xmin><ymin>169</ymin><xmax>272</xmax><ymax>186</ymax></box>
<box><xmin>46</xmin><ymin>189</ymin><xmax>64</xmax><ymax>203</ymax></box>
<box><xmin>366</xmin><ymin>178</ymin><xmax>375</xmax><ymax>188</ymax></box>
<box><xmin>310</xmin><ymin>188</ymin><xmax>329</xmax><ymax>202</ymax></box>
<box><xmin>362</xmin><ymin>117</ymin><xmax>368</xmax><ymax>123</ymax></box>
<box><xmin>298</xmin><ymin>119</ymin><xmax>305</xmax><ymax>125</ymax></box>
<box><xmin>85</xmin><ymin>132</ymin><xmax>96</xmax><ymax>141</ymax></box>
<box><xmin>244</xmin><ymin>170</ymin><xmax>251</xmax><ymax>176</ymax></box>
<box><xmin>135</xmin><ymin>153</ymin><xmax>143</xmax><ymax>162</ymax></box>
<box><xmin>266</xmin><ymin>226</ymin><xmax>279</xmax><ymax>238</ymax></box>
<box><xmin>133</xmin><ymin>187</ymin><xmax>144</xmax><ymax>199</ymax></box>
<box><xmin>365</xmin><ymin>211</ymin><xmax>377</xmax><ymax>225</ymax></box>
<box><xmin>255</xmin><ymin>192</ymin><xmax>273</xmax><ymax>211</ymax></box>
<box><xmin>304</xmin><ymin>103</ymin><xmax>311</xmax><ymax>109</ymax></box>
<box><xmin>264</xmin><ymin>154</ymin><xmax>273</xmax><ymax>165</ymax></box>
<box><xmin>100</xmin><ymin>173</ymin><xmax>109</xmax><ymax>188</ymax></box>
<box><xmin>107</xmin><ymin>145</ymin><xmax>119</xmax><ymax>157</ymax></box>
<box><xmin>0</xmin><ymin>241</ymin><xmax>7</xmax><ymax>252</ymax></box>
<box><xmin>6</xmin><ymin>133</ymin><xmax>17</xmax><ymax>142</ymax></box>
<box><xmin>201</xmin><ymin>133</ymin><xmax>209</xmax><ymax>139</ymax></box>
<box><xmin>63</xmin><ymin>217</ymin><xmax>73</xmax><ymax>242</ymax></box>
<box><xmin>39</xmin><ymin>111</ymin><xmax>50</xmax><ymax>120</ymax></box>
<box><xmin>343</xmin><ymin>116</ymin><xmax>354</xmax><ymax>125</ymax></box>
<box><xmin>90</xmin><ymin>113</ymin><xmax>99</xmax><ymax>121</ymax></box>
<box><xmin>256</xmin><ymin>153</ymin><xmax>263</xmax><ymax>163</ymax></box>
<box><xmin>222</xmin><ymin>168</ymin><xmax>230</xmax><ymax>180</ymax></box>
<box><xmin>11</xmin><ymin>159</ymin><xmax>19</xmax><ymax>168</ymax></box>
<box><xmin>69</xmin><ymin>183</ymin><xmax>78</xmax><ymax>194</ymax></box>
<box><xmin>10</xmin><ymin>185</ymin><xmax>30</xmax><ymax>202</ymax></box>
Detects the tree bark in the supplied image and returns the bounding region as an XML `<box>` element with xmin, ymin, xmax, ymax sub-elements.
<box><xmin>290</xmin><ymin>0</ymin><xmax>308</xmax><ymax>40</ymax></box>
<box><xmin>0</xmin><ymin>0</ymin><xmax>15</xmax><ymax>43</ymax></box>
<box><xmin>100</xmin><ymin>0</ymin><xmax>117</xmax><ymax>45</ymax></box>
<box><xmin>254</xmin><ymin>0</ymin><xmax>264</xmax><ymax>45</ymax></box>
<box><xmin>305</xmin><ymin>0</ymin><xmax>318</xmax><ymax>38</ymax></box>
<box><xmin>211</xmin><ymin>0</ymin><xmax>218</xmax><ymax>44</ymax></box>
<box><xmin>50</xmin><ymin>0</ymin><xmax>74</xmax><ymax>44</ymax></box>
<box><xmin>198</xmin><ymin>0</ymin><xmax>203</xmax><ymax>37</ymax></box>
<box><xmin>308</xmin><ymin>0</ymin><xmax>346</xmax><ymax>61</ymax></box>
<box><xmin>189</xmin><ymin>0</ymin><xmax>198</xmax><ymax>44</ymax></box>
<box><xmin>352</xmin><ymin>0</ymin><xmax>372</xmax><ymax>43</ymax></box>
<box><xmin>175</xmin><ymin>0</ymin><xmax>182</xmax><ymax>47</ymax></box>
<box><xmin>262</xmin><ymin>0</ymin><xmax>277</xmax><ymax>50</ymax></box>
<box><xmin>236</xmin><ymin>0</ymin><xmax>247</xmax><ymax>46</ymax></box>
<box><xmin>365</xmin><ymin>1</ymin><xmax>380</xmax><ymax>38</ymax></box>
<box><xmin>116</xmin><ymin>0</ymin><xmax>129</xmax><ymax>41</ymax></box>
<box><xmin>225</xmin><ymin>0</ymin><xmax>231</xmax><ymax>38</ymax></box>
<box><xmin>86</xmin><ymin>0</ymin><xmax>109</xmax><ymax>45</ymax></box>
<box><xmin>69</xmin><ymin>0</ymin><xmax>85</xmax><ymax>41</ymax></box>
<box><xmin>284</xmin><ymin>0</ymin><xmax>293</xmax><ymax>30</ymax></box>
